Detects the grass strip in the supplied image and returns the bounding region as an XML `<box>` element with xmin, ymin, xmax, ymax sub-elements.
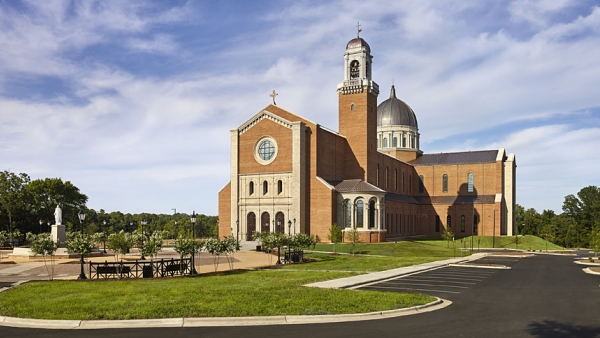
<box><xmin>0</xmin><ymin>270</ymin><xmax>434</xmax><ymax>320</ymax></box>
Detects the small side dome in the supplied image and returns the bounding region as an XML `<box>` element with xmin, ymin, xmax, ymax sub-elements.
<box><xmin>346</xmin><ymin>37</ymin><xmax>370</xmax><ymax>53</ymax></box>
<box><xmin>377</xmin><ymin>85</ymin><xmax>418</xmax><ymax>128</ymax></box>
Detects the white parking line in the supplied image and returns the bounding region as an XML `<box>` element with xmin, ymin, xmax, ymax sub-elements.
<box><xmin>390</xmin><ymin>278</ymin><xmax>476</xmax><ymax>285</ymax></box>
<box><xmin>387</xmin><ymin>282</ymin><xmax>468</xmax><ymax>289</ymax></box>
<box><xmin>367</xmin><ymin>285</ymin><xmax>461</xmax><ymax>294</ymax></box>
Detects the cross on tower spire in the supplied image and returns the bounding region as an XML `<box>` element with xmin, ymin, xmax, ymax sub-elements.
<box><xmin>269</xmin><ymin>90</ymin><xmax>278</xmax><ymax>105</ymax></box>
<box><xmin>356</xmin><ymin>22</ymin><xmax>362</xmax><ymax>37</ymax></box>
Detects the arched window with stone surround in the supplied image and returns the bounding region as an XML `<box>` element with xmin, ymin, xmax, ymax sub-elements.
<box><xmin>442</xmin><ymin>174</ymin><xmax>448</xmax><ymax>193</ymax></box>
<box><xmin>261</xmin><ymin>212</ymin><xmax>270</xmax><ymax>233</ymax></box>
<box><xmin>369</xmin><ymin>199</ymin><xmax>376</xmax><ymax>228</ymax></box>
<box><xmin>402</xmin><ymin>136</ymin><xmax>406</xmax><ymax>147</ymax></box>
<box><xmin>383</xmin><ymin>138</ymin><xmax>388</xmax><ymax>148</ymax></box>
<box><xmin>263</xmin><ymin>181</ymin><xmax>268</xmax><ymax>195</ymax></box>
<box><xmin>277</xmin><ymin>180</ymin><xmax>283</xmax><ymax>194</ymax></box>
<box><xmin>468</xmin><ymin>173</ymin><xmax>474</xmax><ymax>192</ymax></box>
<box><xmin>356</xmin><ymin>200</ymin><xmax>364</xmax><ymax>228</ymax></box>
<box><xmin>344</xmin><ymin>199</ymin><xmax>352</xmax><ymax>228</ymax></box>
<box><xmin>249</xmin><ymin>181</ymin><xmax>254</xmax><ymax>195</ymax></box>
<box><xmin>393</xmin><ymin>137</ymin><xmax>398</xmax><ymax>147</ymax></box>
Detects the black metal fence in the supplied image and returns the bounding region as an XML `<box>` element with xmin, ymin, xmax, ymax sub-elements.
<box><xmin>89</xmin><ymin>258</ymin><xmax>192</xmax><ymax>279</ymax></box>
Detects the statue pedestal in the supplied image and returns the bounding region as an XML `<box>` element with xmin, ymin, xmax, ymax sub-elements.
<box><xmin>51</xmin><ymin>224</ymin><xmax>66</xmax><ymax>243</ymax></box>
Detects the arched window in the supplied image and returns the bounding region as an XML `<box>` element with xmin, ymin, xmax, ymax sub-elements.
<box><xmin>435</xmin><ymin>215</ymin><xmax>441</xmax><ymax>232</ymax></box>
<box><xmin>393</xmin><ymin>137</ymin><xmax>398</xmax><ymax>147</ymax></box>
<box><xmin>468</xmin><ymin>173</ymin><xmax>474</xmax><ymax>192</ymax></box>
<box><xmin>442</xmin><ymin>174</ymin><xmax>448</xmax><ymax>193</ymax></box>
<box><xmin>369</xmin><ymin>200</ymin><xmax>376</xmax><ymax>228</ymax></box>
<box><xmin>263</xmin><ymin>181</ymin><xmax>268</xmax><ymax>195</ymax></box>
<box><xmin>402</xmin><ymin>136</ymin><xmax>406</xmax><ymax>147</ymax></box>
<box><xmin>277</xmin><ymin>180</ymin><xmax>283</xmax><ymax>194</ymax></box>
<box><xmin>446</xmin><ymin>215</ymin><xmax>452</xmax><ymax>229</ymax></box>
<box><xmin>356</xmin><ymin>200</ymin><xmax>364</xmax><ymax>228</ymax></box>
<box><xmin>246</xmin><ymin>212</ymin><xmax>256</xmax><ymax>241</ymax></box>
<box><xmin>249</xmin><ymin>181</ymin><xmax>254</xmax><ymax>195</ymax></box>
<box><xmin>385</xmin><ymin>167</ymin><xmax>389</xmax><ymax>188</ymax></box>
<box><xmin>344</xmin><ymin>199</ymin><xmax>352</xmax><ymax>228</ymax></box>
<box><xmin>419</xmin><ymin>175</ymin><xmax>424</xmax><ymax>193</ymax></box>
<box><xmin>402</xmin><ymin>172</ymin><xmax>405</xmax><ymax>192</ymax></box>
<box><xmin>351</xmin><ymin>104</ymin><xmax>355</xmax><ymax>111</ymax></box>
<box><xmin>460</xmin><ymin>215</ymin><xmax>465</xmax><ymax>232</ymax></box>
<box><xmin>383</xmin><ymin>138</ymin><xmax>388</xmax><ymax>148</ymax></box>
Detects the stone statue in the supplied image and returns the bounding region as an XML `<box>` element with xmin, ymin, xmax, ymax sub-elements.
<box><xmin>54</xmin><ymin>205</ymin><xmax>62</xmax><ymax>225</ymax></box>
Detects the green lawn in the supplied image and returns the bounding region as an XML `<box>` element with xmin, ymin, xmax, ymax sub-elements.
<box><xmin>0</xmin><ymin>270</ymin><xmax>434</xmax><ymax>320</ymax></box>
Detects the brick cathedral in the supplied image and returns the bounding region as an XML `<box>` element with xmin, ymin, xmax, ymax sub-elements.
<box><xmin>218</xmin><ymin>33</ymin><xmax>516</xmax><ymax>242</ymax></box>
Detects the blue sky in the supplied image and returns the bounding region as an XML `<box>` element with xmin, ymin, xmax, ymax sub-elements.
<box><xmin>1</xmin><ymin>0</ymin><xmax>599</xmax><ymax>217</ymax></box>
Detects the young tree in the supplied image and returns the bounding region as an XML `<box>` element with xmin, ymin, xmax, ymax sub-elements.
<box><xmin>441</xmin><ymin>227</ymin><xmax>455</xmax><ymax>248</ymax></box>
<box><xmin>107</xmin><ymin>230</ymin><xmax>138</xmax><ymax>261</ymax></box>
<box><xmin>205</xmin><ymin>237</ymin><xmax>227</xmax><ymax>271</ymax></box>
<box><xmin>223</xmin><ymin>235</ymin><xmax>240</xmax><ymax>270</ymax></box>
<box><xmin>26</xmin><ymin>233</ymin><xmax>58</xmax><ymax>280</ymax></box>
<box><xmin>346</xmin><ymin>227</ymin><xmax>360</xmax><ymax>255</ymax></box>
<box><xmin>66</xmin><ymin>231</ymin><xmax>100</xmax><ymax>256</ymax></box>
<box><xmin>140</xmin><ymin>231</ymin><xmax>167</xmax><ymax>259</ymax></box>
<box><xmin>327</xmin><ymin>224</ymin><xmax>343</xmax><ymax>253</ymax></box>
<box><xmin>174</xmin><ymin>234</ymin><xmax>204</xmax><ymax>272</ymax></box>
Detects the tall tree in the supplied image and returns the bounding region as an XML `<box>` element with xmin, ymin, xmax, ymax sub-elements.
<box><xmin>27</xmin><ymin>178</ymin><xmax>88</xmax><ymax>228</ymax></box>
<box><xmin>563</xmin><ymin>186</ymin><xmax>600</xmax><ymax>247</ymax></box>
<box><xmin>0</xmin><ymin>170</ymin><xmax>31</xmax><ymax>243</ymax></box>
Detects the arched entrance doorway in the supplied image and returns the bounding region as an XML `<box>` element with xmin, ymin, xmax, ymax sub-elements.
<box><xmin>275</xmin><ymin>212</ymin><xmax>285</xmax><ymax>234</ymax></box>
<box><xmin>246</xmin><ymin>212</ymin><xmax>256</xmax><ymax>241</ymax></box>
<box><xmin>261</xmin><ymin>212</ymin><xmax>270</xmax><ymax>233</ymax></box>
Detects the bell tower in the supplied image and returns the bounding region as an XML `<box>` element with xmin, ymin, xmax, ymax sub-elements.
<box><xmin>337</xmin><ymin>27</ymin><xmax>379</xmax><ymax>183</ymax></box>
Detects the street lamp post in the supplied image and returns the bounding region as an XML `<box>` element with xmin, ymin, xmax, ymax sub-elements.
<box><xmin>276</xmin><ymin>218</ymin><xmax>282</xmax><ymax>264</ymax></box>
<box><xmin>102</xmin><ymin>220</ymin><xmax>107</xmax><ymax>253</ymax></box>
<box><xmin>77</xmin><ymin>210</ymin><xmax>87</xmax><ymax>280</ymax></box>
<box><xmin>237</xmin><ymin>220</ymin><xmax>240</xmax><ymax>247</ymax></box>
<box><xmin>140</xmin><ymin>219</ymin><xmax>147</xmax><ymax>260</ymax></box>
<box><xmin>288</xmin><ymin>220</ymin><xmax>292</xmax><ymax>236</ymax></box>
<box><xmin>190</xmin><ymin>211</ymin><xmax>198</xmax><ymax>275</ymax></box>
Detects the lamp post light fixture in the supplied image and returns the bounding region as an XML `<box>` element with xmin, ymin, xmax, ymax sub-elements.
<box><xmin>39</xmin><ymin>220</ymin><xmax>42</xmax><ymax>234</ymax></box>
<box><xmin>190</xmin><ymin>211</ymin><xmax>198</xmax><ymax>275</ymax></box>
<box><xmin>77</xmin><ymin>210</ymin><xmax>87</xmax><ymax>280</ymax></box>
<box><xmin>288</xmin><ymin>220</ymin><xmax>292</xmax><ymax>236</ymax></box>
<box><xmin>293</xmin><ymin>218</ymin><xmax>296</xmax><ymax>235</ymax></box>
<box><xmin>140</xmin><ymin>219</ymin><xmax>147</xmax><ymax>260</ymax></box>
<box><xmin>102</xmin><ymin>220</ymin><xmax>107</xmax><ymax>253</ymax></box>
<box><xmin>265</xmin><ymin>221</ymin><xmax>269</xmax><ymax>233</ymax></box>
<box><xmin>47</xmin><ymin>221</ymin><xmax>50</xmax><ymax>232</ymax></box>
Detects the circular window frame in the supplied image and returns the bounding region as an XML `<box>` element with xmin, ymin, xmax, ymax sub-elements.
<box><xmin>254</xmin><ymin>136</ymin><xmax>278</xmax><ymax>165</ymax></box>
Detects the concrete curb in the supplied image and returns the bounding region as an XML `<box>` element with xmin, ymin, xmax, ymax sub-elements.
<box><xmin>574</xmin><ymin>260</ymin><xmax>600</xmax><ymax>266</ymax></box>
<box><xmin>0</xmin><ymin>298</ymin><xmax>451</xmax><ymax>329</ymax></box>
<box><xmin>582</xmin><ymin>267</ymin><xmax>600</xmax><ymax>276</ymax></box>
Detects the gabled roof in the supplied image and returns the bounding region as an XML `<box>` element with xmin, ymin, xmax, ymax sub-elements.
<box><xmin>331</xmin><ymin>179</ymin><xmax>385</xmax><ymax>193</ymax></box>
<box><xmin>409</xmin><ymin>150</ymin><xmax>499</xmax><ymax>166</ymax></box>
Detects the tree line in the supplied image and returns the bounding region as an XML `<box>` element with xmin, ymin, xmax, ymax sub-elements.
<box><xmin>0</xmin><ymin>170</ymin><xmax>217</xmax><ymax>244</ymax></box>
<box><xmin>516</xmin><ymin>185</ymin><xmax>600</xmax><ymax>249</ymax></box>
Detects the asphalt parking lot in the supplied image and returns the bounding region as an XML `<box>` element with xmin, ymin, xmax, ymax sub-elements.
<box><xmin>357</xmin><ymin>255</ymin><xmax>524</xmax><ymax>300</ymax></box>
